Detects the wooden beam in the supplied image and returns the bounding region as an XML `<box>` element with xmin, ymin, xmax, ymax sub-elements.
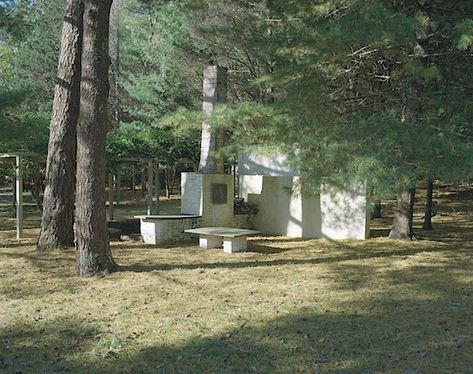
<box><xmin>1</xmin><ymin>152</ymin><xmax>38</xmax><ymax>158</ymax></box>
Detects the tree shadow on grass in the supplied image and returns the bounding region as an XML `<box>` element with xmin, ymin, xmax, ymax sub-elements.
<box><xmin>121</xmin><ymin>242</ymin><xmax>450</xmax><ymax>273</ymax></box>
<box><xmin>1</xmin><ymin>286</ymin><xmax>472</xmax><ymax>374</ymax></box>
<box><xmin>1</xmin><ymin>233</ymin><xmax>472</xmax><ymax>373</ymax></box>
<box><xmin>0</xmin><ymin>242</ymin><xmax>39</xmax><ymax>249</ymax></box>
<box><xmin>0</xmin><ymin>235</ymin><xmax>470</xmax><ymax>285</ymax></box>
<box><xmin>0</xmin><ymin>247</ymin><xmax>76</xmax><ymax>268</ymax></box>
<box><xmin>369</xmin><ymin>228</ymin><xmax>391</xmax><ymax>238</ymax></box>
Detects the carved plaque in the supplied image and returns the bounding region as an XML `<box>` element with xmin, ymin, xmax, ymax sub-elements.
<box><xmin>212</xmin><ymin>183</ymin><xmax>227</xmax><ymax>204</ymax></box>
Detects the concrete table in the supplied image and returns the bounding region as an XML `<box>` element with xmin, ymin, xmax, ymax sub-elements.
<box><xmin>185</xmin><ymin>227</ymin><xmax>260</xmax><ymax>253</ymax></box>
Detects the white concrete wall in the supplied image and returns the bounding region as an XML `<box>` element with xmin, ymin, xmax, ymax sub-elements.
<box><xmin>238</xmin><ymin>151</ymin><xmax>298</xmax><ymax>177</ymax></box>
<box><xmin>239</xmin><ymin>175</ymin><xmax>263</xmax><ymax>201</ymax></box>
<box><xmin>320</xmin><ymin>185</ymin><xmax>370</xmax><ymax>240</ymax></box>
<box><xmin>181</xmin><ymin>172</ymin><xmax>204</xmax><ymax>215</ymax></box>
<box><xmin>239</xmin><ymin>175</ymin><xmax>369</xmax><ymax>239</ymax></box>
<box><xmin>202</xmin><ymin>174</ymin><xmax>234</xmax><ymax>226</ymax></box>
<box><xmin>240</xmin><ymin>176</ymin><xmax>322</xmax><ymax>237</ymax></box>
<box><xmin>181</xmin><ymin>173</ymin><xmax>234</xmax><ymax>227</ymax></box>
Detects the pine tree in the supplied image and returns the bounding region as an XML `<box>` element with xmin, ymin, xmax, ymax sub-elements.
<box><xmin>75</xmin><ymin>0</ymin><xmax>116</xmax><ymax>277</ymax></box>
<box><xmin>214</xmin><ymin>1</ymin><xmax>473</xmax><ymax>240</ymax></box>
<box><xmin>37</xmin><ymin>0</ymin><xmax>84</xmax><ymax>251</ymax></box>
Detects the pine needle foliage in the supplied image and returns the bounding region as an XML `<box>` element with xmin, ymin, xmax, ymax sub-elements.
<box><xmin>196</xmin><ymin>0</ymin><xmax>473</xmax><ymax>196</ymax></box>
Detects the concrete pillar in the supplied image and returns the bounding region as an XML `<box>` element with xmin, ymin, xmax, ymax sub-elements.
<box><xmin>15</xmin><ymin>155</ymin><xmax>23</xmax><ymax>239</ymax></box>
<box><xmin>199</xmin><ymin>65</ymin><xmax>227</xmax><ymax>174</ymax></box>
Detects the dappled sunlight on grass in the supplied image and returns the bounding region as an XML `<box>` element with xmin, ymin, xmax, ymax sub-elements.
<box><xmin>1</xmin><ymin>186</ymin><xmax>473</xmax><ymax>372</ymax></box>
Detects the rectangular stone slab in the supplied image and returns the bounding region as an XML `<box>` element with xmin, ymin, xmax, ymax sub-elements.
<box><xmin>185</xmin><ymin>227</ymin><xmax>260</xmax><ymax>238</ymax></box>
<box><xmin>136</xmin><ymin>215</ymin><xmax>201</xmax><ymax>220</ymax></box>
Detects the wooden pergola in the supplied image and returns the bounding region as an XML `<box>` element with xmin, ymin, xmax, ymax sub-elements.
<box><xmin>107</xmin><ymin>157</ymin><xmax>197</xmax><ymax>220</ymax></box>
<box><xmin>107</xmin><ymin>157</ymin><xmax>162</xmax><ymax>221</ymax></box>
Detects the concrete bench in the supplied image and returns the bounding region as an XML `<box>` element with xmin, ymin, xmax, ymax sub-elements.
<box><xmin>185</xmin><ymin>227</ymin><xmax>260</xmax><ymax>253</ymax></box>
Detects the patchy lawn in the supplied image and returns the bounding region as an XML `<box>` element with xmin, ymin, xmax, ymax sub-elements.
<box><xmin>0</xmin><ymin>187</ymin><xmax>472</xmax><ymax>373</ymax></box>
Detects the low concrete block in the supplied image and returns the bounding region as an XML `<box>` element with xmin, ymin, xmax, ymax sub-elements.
<box><xmin>223</xmin><ymin>236</ymin><xmax>247</xmax><ymax>253</ymax></box>
<box><xmin>199</xmin><ymin>235</ymin><xmax>223</xmax><ymax>249</ymax></box>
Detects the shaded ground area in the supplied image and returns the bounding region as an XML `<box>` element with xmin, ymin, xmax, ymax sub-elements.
<box><xmin>0</xmin><ymin>193</ymin><xmax>181</xmax><ymax>232</ymax></box>
<box><xmin>0</xmin><ymin>186</ymin><xmax>472</xmax><ymax>373</ymax></box>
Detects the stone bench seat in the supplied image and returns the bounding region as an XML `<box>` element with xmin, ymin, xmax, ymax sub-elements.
<box><xmin>185</xmin><ymin>227</ymin><xmax>260</xmax><ymax>253</ymax></box>
<box><xmin>135</xmin><ymin>215</ymin><xmax>202</xmax><ymax>220</ymax></box>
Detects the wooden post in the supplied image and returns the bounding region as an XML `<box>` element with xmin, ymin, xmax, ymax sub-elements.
<box><xmin>141</xmin><ymin>165</ymin><xmax>146</xmax><ymax>196</ymax></box>
<box><xmin>15</xmin><ymin>155</ymin><xmax>23</xmax><ymax>239</ymax></box>
<box><xmin>154</xmin><ymin>162</ymin><xmax>160</xmax><ymax>214</ymax></box>
<box><xmin>116</xmin><ymin>173</ymin><xmax>121</xmax><ymax>206</ymax></box>
<box><xmin>232</xmin><ymin>162</ymin><xmax>237</xmax><ymax>197</ymax></box>
<box><xmin>108</xmin><ymin>172</ymin><xmax>114</xmax><ymax>220</ymax></box>
<box><xmin>147</xmin><ymin>161</ymin><xmax>156</xmax><ymax>215</ymax></box>
<box><xmin>12</xmin><ymin>179</ymin><xmax>16</xmax><ymax>208</ymax></box>
<box><xmin>131</xmin><ymin>165</ymin><xmax>136</xmax><ymax>194</ymax></box>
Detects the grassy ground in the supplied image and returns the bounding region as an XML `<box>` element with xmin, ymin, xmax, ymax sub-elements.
<box><xmin>1</xmin><ymin>188</ymin><xmax>473</xmax><ymax>373</ymax></box>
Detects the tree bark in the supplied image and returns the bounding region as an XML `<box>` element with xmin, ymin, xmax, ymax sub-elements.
<box><xmin>37</xmin><ymin>0</ymin><xmax>84</xmax><ymax>252</ymax></box>
<box><xmin>75</xmin><ymin>0</ymin><xmax>116</xmax><ymax>277</ymax></box>
<box><xmin>422</xmin><ymin>180</ymin><xmax>434</xmax><ymax>230</ymax></box>
<box><xmin>389</xmin><ymin>188</ymin><xmax>416</xmax><ymax>240</ymax></box>
<box><xmin>198</xmin><ymin>65</ymin><xmax>227</xmax><ymax>174</ymax></box>
<box><xmin>389</xmin><ymin>43</ymin><xmax>423</xmax><ymax>241</ymax></box>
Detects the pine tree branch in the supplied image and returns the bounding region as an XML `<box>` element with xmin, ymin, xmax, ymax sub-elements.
<box><xmin>5</xmin><ymin>0</ymin><xmax>22</xmax><ymax>16</ymax></box>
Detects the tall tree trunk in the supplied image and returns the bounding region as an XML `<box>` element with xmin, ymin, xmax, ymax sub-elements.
<box><xmin>75</xmin><ymin>0</ymin><xmax>116</xmax><ymax>277</ymax></box>
<box><xmin>389</xmin><ymin>43</ymin><xmax>424</xmax><ymax>241</ymax></box>
<box><xmin>198</xmin><ymin>65</ymin><xmax>227</xmax><ymax>174</ymax></box>
<box><xmin>389</xmin><ymin>188</ymin><xmax>416</xmax><ymax>240</ymax></box>
<box><xmin>37</xmin><ymin>0</ymin><xmax>84</xmax><ymax>251</ymax></box>
<box><xmin>422</xmin><ymin>180</ymin><xmax>434</xmax><ymax>230</ymax></box>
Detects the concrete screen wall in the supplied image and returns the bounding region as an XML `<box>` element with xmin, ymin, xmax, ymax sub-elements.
<box><xmin>240</xmin><ymin>176</ymin><xmax>322</xmax><ymax>237</ymax></box>
<box><xmin>181</xmin><ymin>172</ymin><xmax>234</xmax><ymax>227</ymax></box>
<box><xmin>239</xmin><ymin>175</ymin><xmax>369</xmax><ymax>240</ymax></box>
<box><xmin>238</xmin><ymin>152</ymin><xmax>298</xmax><ymax>177</ymax></box>
<box><xmin>320</xmin><ymin>185</ymin><xmax>370</xmax><ymax>240</ymax></box>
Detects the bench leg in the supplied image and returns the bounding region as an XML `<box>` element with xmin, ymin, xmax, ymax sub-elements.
<box><xmin>223</xmin><ymin>236</ymin><xmax>247</xmax><ymax>253</ymax></box>
<box><xmin>199</xmin><ymin>235</ymin><xmax>222</xmax><ymax>249</ymax></box>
